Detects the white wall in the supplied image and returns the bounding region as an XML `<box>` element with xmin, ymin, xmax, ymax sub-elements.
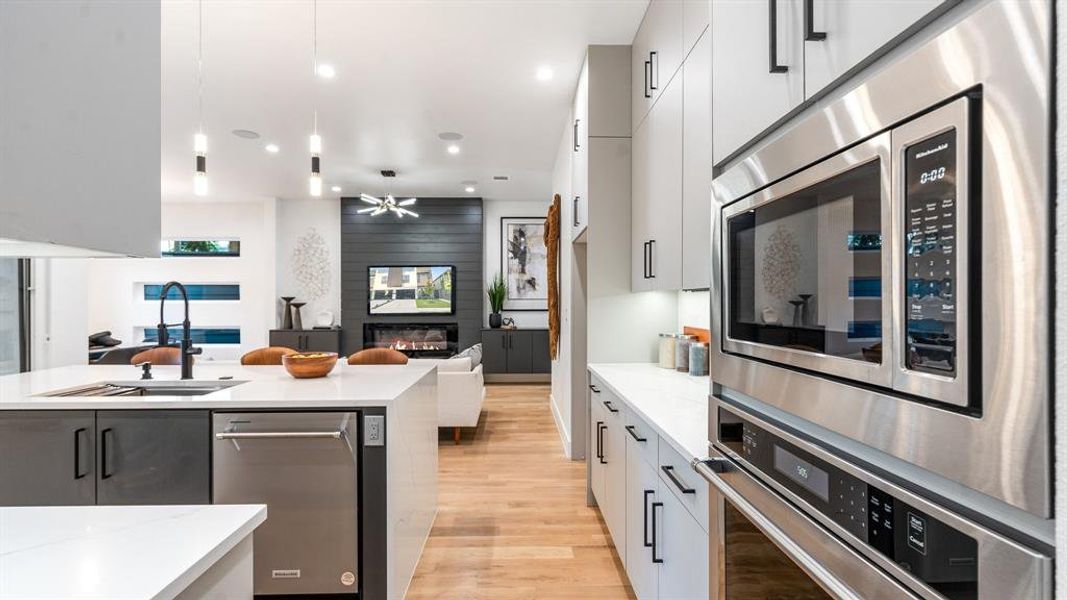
<box><xmin>550</xmin><ymin>121</ymin><xmax>574</xmax><ymax>457</ymax></box>
<box><xmin>275</xmin><ymin>198</ymin><xmax>341</xmax><ymax>328</ymax></box>
<box><xmin>86</xmin><ymin>200</ymin><xmax>278</xmax><ymax>361</ymax></box>
<box><xmin>31</xmin><ymin>259</ymin><xmax>89</xmax><ymax>370</ymax></box>
<box><xmin>483</xmin><ymin>199</ymin><xmax>551</xmax><ymax>329</ymax></box>
<box><xmin>677</xmin><ymin>290</ymin><xmax>710</xmax><ymax>331</ymax></box>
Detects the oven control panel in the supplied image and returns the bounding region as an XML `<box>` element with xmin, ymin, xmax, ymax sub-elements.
<box><xmin>719</xmin><ymin>408</ymin><xmax>978</xmax><ymax>599</ymax></box>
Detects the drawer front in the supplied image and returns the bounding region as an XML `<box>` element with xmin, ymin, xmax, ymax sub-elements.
<box><xmin>657</xmin><ymin>437</ymin><xmax>709</xmax><ymax>533</ymax></box>
<box><xmin>623</xmin><ymin>409</ymin><xmax>658</xmax><ymax>470</ymax></box>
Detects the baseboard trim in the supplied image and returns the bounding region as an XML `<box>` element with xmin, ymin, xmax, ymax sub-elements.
<box><xmin>484</xmin><ymin>373</ymin><xmax>551</xmax><ymax>383</ymax></box>
<box><xmin>549</xmin><ymin>393</ymin><xmax>572</xmax><ymax>459</ymax></box>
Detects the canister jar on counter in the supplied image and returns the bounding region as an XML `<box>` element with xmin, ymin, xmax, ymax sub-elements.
<box><xmin>658</xmin><ymin>334</ymin><xmax>677</xmax><ymax>369</ymax></box>
<box><xmin>675</xmin><ymin>334</ymin><xmax>696</xmax><ymax>372</ymax></box>
<box><xmin>689</xmin><ymin>342</ymin><xmax>709</xmax><ymax>376</ymax></box>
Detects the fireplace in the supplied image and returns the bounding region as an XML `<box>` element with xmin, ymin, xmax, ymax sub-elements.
<box><xmin>363</xmin><ymin>323</ymin><xmax>459</xmax><ymax>358</ymax></box>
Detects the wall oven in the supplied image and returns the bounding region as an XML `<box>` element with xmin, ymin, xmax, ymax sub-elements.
<box><xmin>693</xmin><ymin>404</ymin><xmax>1051</xmax><ymax>600</ymax></box>
<box><xmin>710</xmin><ymin>0</ymin><xmax>1052</xmax><ymax>529</ymax></box>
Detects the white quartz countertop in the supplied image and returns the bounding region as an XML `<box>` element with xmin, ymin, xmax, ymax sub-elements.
<box><xmin>588</xmin><ymin>363</ymin><xmax>710</xmax><ymax>461</ymax></box>
<box><xmin>0</xmin><ymin>362</ymin><xmax>438</xmax><ymax>410</ymax></box>
<box><xmin>0</xmin><ymin>504</ymin><xmax>266</xmax><ymax>600</ymax></box>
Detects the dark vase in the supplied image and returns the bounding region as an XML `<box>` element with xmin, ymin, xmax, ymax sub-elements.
<box><xmin>291</xmin><ymin>302</ymin><xmax>307</xmax><ymax>331</ymax></box>
<box><xmin>489</xmin><ymin>312</ymin><xmax>503</xmax><ymax>328</ymax></box>
<box><xmin>281</xmin><ymin>296</ymin><xmax>295</xmax><ymax>329</ymax></box>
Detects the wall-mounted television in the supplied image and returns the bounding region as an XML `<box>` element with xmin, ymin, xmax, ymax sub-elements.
<box><xmin>368</xmin><ymin>266</ymin><xmax>456</xmax><ymax>315</ymax></box>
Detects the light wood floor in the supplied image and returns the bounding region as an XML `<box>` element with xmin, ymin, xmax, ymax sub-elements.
<box><xmin>407</xmin><ymin>384</ymin><xmax>635</xmax><ymax>600</ymax></box>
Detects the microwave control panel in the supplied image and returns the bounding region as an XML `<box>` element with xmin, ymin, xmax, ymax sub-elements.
<box><xmin>718</xmin><ymin>408</ymin><xmax>977</xmax><ymax>599</ymax></box>
<box><xmin>904</xmin><ymin>129</ymin><xmax>958</xmax><ymax>375</ymax></box>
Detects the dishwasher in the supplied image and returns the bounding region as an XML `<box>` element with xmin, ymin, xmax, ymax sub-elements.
<box><xmin>213</xmin><ymin>411</ymin><xmax>362</xmax><ymax>595</ymax></box>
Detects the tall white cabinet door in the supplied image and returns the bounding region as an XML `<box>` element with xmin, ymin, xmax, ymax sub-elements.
<box><xmin>712</xmin><ymin>0</ymin><xmax>804</xmax><ymax>164</ymax></box>
<box><xmin>631</xmin><ymin>117</ymin><xmax>652</xmax><ymax>292</ymax></box>
<box><xmin>643</xmin><ymin>0</ymin><xmax>685</xmax><ymax>105</ymax></box>
<box><xmin>804</xmin><ymin>0</ymin><xmax>946</xmax><ymax>96</ymax></box>
<box><xmin>590</xmin><ymin>398</ymin><xmax>606</xmax><ymax>505</ymax></box>
<box><xmin>602</xmin><ymin>400</ymin><xmax>628</xmax><ymax>562</ymax></box>
<box><xmin>682</xmin><ymin>30</ymin><xmax>712</xmax><ymax>290</ymax></box>
<box><xmin>647</xmin><ymin>76</ymin><xmax>683</xmax><ymax>291</ymax></box>
<box><xmin>572</xmin><ymin>59</ymin><xmax>590</xmax><ymax>240</ymax></box>
<box><xmin>626</xmin><ymin>439</ymin><xmax>661</xmax><ymax>600</ymax></box>
<box><xmin>655</xmin><ymin>482</ymin><xmax>709</xmax><ymax>600</ymax></box>
<box><xmin>682</xmin><ymin>0</ymin><xmax>709</xmax><ymax>59</ymax></box>
<box><xmin>632</xmin><ymin>16</ymin><xmax>654</xmax><ymax>132</ymax></box>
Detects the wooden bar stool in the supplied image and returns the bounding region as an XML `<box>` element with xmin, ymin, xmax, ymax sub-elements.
<box><xmin>241</xmin><ymin>346</ymin><xmax>298</xmax><ymax>365</ymax></box>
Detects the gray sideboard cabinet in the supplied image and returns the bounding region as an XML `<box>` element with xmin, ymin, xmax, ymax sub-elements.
<box><xmin>482</xmin><ymin>329</ymin><xmax>550</xmax><ymax>376</ymax></box>
<box><xmin>269</xmin><ymin>329</ymin><xmax>342</xmax><ymax>353</ymax></box>
<box><xmin>0</xmin><ymin>410</ymin><xmax>210</xmax><ymax>506</ymax></box>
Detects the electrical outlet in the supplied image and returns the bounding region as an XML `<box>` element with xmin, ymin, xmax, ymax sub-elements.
<box><xmin>364</xmin><ymin>415</ymin><xmax>384</xmax><ymax>446</ymax></box>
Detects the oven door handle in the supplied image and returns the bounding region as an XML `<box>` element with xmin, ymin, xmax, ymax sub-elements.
<box><xmin>691</xmin><ymin>455</ymin><xmax>921</xmax><ymax>600</ymax></box>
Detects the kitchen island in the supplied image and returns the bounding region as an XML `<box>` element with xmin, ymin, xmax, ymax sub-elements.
<box><xmin>0</xmin><ymin>362</ymin><xmax>439</xmax><ymax>600</ymax></box>
<box><xmin>0</xmin><ymin>504</ymin><xmax>266</xmax><ymax>599</ymax></box>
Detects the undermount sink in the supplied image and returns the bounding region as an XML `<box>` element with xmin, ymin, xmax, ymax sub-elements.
<box><xmin>38</xmin><ymin>379</ymin><xmax>247</xmax><ymax>397</ymax></box>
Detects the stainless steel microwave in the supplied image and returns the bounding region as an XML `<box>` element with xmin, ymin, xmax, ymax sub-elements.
<box><xmin>711</xmin><ymin>0</ymin><xmax>1051</xmax><ymax>522</ymax></box>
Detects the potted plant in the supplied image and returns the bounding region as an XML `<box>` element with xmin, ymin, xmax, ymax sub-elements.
<box><xmin>487</xmin><ymin>273</ymin><xmax>506</xmax><ymax>328</ymax></box>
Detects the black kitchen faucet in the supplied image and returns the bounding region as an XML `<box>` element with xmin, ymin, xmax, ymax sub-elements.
<box><xmin>157</xmin><ymin>281</ymin><xmax>202</xmax><ymax>379</ymax></box>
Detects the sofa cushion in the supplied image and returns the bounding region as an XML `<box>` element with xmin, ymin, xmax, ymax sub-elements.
<box><xmin>439</xmin><ymin>356</ymin><xmax>472</xmax><ymax>373</ymax></box>
<box><xmin>453</xmin><ymin>343</ymin><xmax>482</xmax><ymax>368</ymax></box>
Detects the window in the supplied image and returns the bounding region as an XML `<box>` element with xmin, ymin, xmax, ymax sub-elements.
<box><xmin>160</xmin><ymin>239</ymin><xmax>240</xmax><ymax>257</ymax></box>
<box><xmin>142</xmin><ymin>327</ymin><xmax>241</xmax><ymax>345</ymax></box>
<box><xmin>143</xmin><ymin>284</ymin><xmax>240</xmax><ymax>301</ymax></box>
<box><xmin>0</xmin><ymin>259</ymin><xmax>30</xmax><ymax>374</ymax></box>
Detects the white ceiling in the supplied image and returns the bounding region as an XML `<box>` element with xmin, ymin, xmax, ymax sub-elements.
<box><xmin>161</xmin><ymin>0</ymin><xmax>648</xmax><ymax>204</ymax></box>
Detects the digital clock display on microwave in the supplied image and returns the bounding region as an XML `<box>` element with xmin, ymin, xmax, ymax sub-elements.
<box><xmin>904</xmin><ymin>129</ymin><xmax>958</xmax><ymax>376</ymax></box>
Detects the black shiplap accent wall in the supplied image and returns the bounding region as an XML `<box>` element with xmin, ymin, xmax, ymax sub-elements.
<box><xmin>340</xmin><ymin>197</ymin><xmax>483</xmax><ymax>355</ymax></box>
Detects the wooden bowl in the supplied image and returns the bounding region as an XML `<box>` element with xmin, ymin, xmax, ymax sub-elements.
<box><xmin>282</xmin><ymin>352</ymin><xmax>338</xmax><ymax>379</ymax></box>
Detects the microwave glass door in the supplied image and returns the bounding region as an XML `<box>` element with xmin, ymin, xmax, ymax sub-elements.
<box><xmin>723</xmin><ymin>501</ymin><xmax>831</xmax><ymax>600</ymax></box>
<box><xmin>722</xmin><ymin>133</ymin><xmax>893</xmax><ymax>388</ymax></box>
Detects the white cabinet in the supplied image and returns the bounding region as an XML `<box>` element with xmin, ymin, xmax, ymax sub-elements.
<box><xmin>804</xmin><ymin>0</ymin><xmax>945</xmax><ymax>95</ymax></box>
<box><xmin>682</xmin><ymin>0</ymin><xmax>710</xmax><ymax>59</ymax></box>
<box><xmin>632</xmin><ymin>74</ymin><xmax>683</xmax><ymax>292</ymax></box>
<box><xmin>712</xmin><ymin>0</ymin><xmax>951</xmax><ymax>165</ymax></box>
<box><xmin>573</xmin><ymin>46</ymin><xmax>631</xmax><ymax>243</ymax></box>
<box><xmin>631</xmin><ymin>0</ymin><xmax>684</xmax><ymax>131</ymax></box>
<box><xmin>711</xmin><ymin>0</ymin><xmax>804</xmax><ymax>165</ymax></box>
<box><xmin>625</xmin><ymin>449</ymin><xmax>660</xmax><ymax>600</ymax></box>
<box><xmin>654</xmin><ymin>478</ymin><xmax>709</xmax><ymax>600</ymax></box>
<box><xmin>590</xmin><ymin>383</ymin><xmax>627</xmax><ymax>563</ymax></box>
<box><xmin>682</xmin><ymin>30</ymin><xmax>712</xmax><ymax>290</ymax></box>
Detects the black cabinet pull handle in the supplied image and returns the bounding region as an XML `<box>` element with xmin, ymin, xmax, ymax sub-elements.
<box><xmin>589</xmin><ymin>384</ymin><xmax>601</xmax><ymax>393</ymax></box>
<box><xmin>643</xmin><ymin>60</ymin><xmax>651</xmax><ymax>98</ymax></box>
<box><xmin>598</xmin><ymin>423</ymin><xmax>607</xmax><ymax>464</ymax></box>
<box><xmin>100</xmin><ymin>427</ymin><xmax>113</xmax><ymax>480</ymax></box>
<box><xmin>661</xmin><ymin>465</ymin><xmax>696</xmax><ymax>494</ymax></box>
<box><xmin>73</xmin><ymin>427</ymin><xmax>87</xmax><ymax>480</ymax></box>
<box><xmin>768</xmin><ymin>0</ymin><xmax>788</xmax><ymax>73</ymax></box>
<box><xmin>573</xmin><ymin>119</ymin><xmax>580</xmax><ymax>152</ymax></box>
<box><xmin>643</xmin><ymin>241</ymin><xmax>650</xmax><ymax>279</ymax></box>
<box><xmin>649</xmin><ymin>51</ymin><xmax>658</xmax><ymax>90</ymax></box>
<box><xmin>502</xmin><ymin>333</ymin><xmax>507</xmax><ymax>349</ymax></box>
<box><xmin>596</xmin><ymin>420</ymin><xmax>604</xmax><ymax>460</ymax></box>
<box><xmin>625</xmin><ymin>425</ymin><xmax>647</xmax><ymax>442</ymax></box>
<box><xmin>651</xmin><ymin>501</ymin><xmax>664</xmax><ymax>563</ymax></box>
<box><xmin>643</xmin><ymin>489</ymin><xmax>655</xmax><ymax>547</ymax></box>
<box><xmin>804</xmin><ymin>0</ymin><xmax>826</xmax><ymax>41</ymax></box>
<box><xmin>648</xmin><ymin>240</ymin><xmax>656</xmax><ymax>279</ymax></box>
<box><xmin>603</xmin><ymin>400</ymin><xmax>619</xmax><ymax>414</ymax></box>
<box><xmin>574</xmin><ymin>196</ymin><xmax>580</xmax><ymax>227</ymax></box>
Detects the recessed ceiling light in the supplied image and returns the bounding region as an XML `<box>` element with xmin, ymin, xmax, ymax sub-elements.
<box><xmin>265</xmin><ymin>143</ymin><xmax>279</xmax><ymax>153</ymax></box>
<box><xmin>447</xmin><ymin>144</ymin><xmax>460</xmax><ymax>155</ymax></box>
<box><xmin>316</xmin><ymin>64</ymin><xmax>336</xmax><ymax>79</ymax></box>
<box><xmin>438</xmin><ymin>132</ymin><xmax>463</xmax><ymax>141</ymax></box>
<box><xmin>536</xmin><ymin>66</ymin><xmax>554</xmax><ymax>81</ymax></box>
<box><xmin>232</xmin><ymin>129</ymin><xmax>260</xmax><ymax>139</ymax></box>
<box><xmin>465</xmin><ymin>186</ymin><xmax>476</xmax><ymax>193</ymax></box>
<box><xmin>331</xmin><ymin>185</ymin><xmax>342</xmax><ymax>193</ymax></box>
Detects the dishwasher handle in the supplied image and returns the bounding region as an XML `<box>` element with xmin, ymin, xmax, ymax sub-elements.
<box><xmin>215</xmin><ymin>430</ymin><xmax>345</xmax><ymax>440</ymax></box>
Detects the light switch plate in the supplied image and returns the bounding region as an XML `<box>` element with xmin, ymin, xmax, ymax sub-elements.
<box><xmin>364</xmin><ymin>415</ymin><xmax>384</xmax><ymax>446</ymax></box>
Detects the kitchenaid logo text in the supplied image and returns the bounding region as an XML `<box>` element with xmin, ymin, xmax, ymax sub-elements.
<box><xmin>915</xmin><ymin>143</ymin><xmax>948</xmax><ymax>159</ymax></box>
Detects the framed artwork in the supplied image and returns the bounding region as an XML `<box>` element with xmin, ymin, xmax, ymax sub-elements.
<box><xmin>500</xmin><ymin>217</ymin><xmax>548</xmax><ymax>311</ymax></box>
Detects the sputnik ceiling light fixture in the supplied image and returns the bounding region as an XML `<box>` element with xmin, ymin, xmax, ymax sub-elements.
<box><xmin>358</xmin><ymin>193</ymin><xmax>419</xmax><ymax>218</ymax></box>
<box><xmin>192</xmin><ymin>0</ymin><xmax>207</xmax><ymax>196</ymax></box>
<box><xmin>308</xmin><ymin>0</ymin><xmax>323</xmax><ymax>197</ymax></box>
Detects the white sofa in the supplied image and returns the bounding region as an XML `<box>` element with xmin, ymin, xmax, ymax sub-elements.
<box><xmin>431</xmin><ymin>356</ymin><xmax>485</xmax><ymax>443</ymax></box>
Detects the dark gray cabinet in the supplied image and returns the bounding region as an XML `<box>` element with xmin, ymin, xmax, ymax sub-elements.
<box><xmin>481</xmin><ymin>329</ymin><xmax>550</xmax><ymax>375</ymax></box>
<box><xmin>96</xmin><ymin>410</ymin><xmax>210</xmax><ymax>505</ymax></box>
<box><xmin>0</xmin><ymin>410</ymin><xmax>210</xmax><ymax>507</ymax></box>
<box><xmin>0</xmin><ymin>411</ymin><xmax>96</xmax><ymax>506</ymax></box>
<box><xmin>269</xmin><ymin>329</ymin><xmax>341</xmax><ymax>353</ymax></box>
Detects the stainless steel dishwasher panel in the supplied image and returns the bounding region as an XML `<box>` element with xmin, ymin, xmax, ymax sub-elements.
<box><xmin>213</xmin><ymin>411</ymin><xmax>360</xmax><ymax>595</ymax></box>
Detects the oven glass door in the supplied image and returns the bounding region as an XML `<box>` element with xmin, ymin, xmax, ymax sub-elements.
<box><xmin>722</xmin><ymin>133</ymin><xmax>893</xmax><ymax>388</ymax></box>
<box><xmin>724</xmin><ymin>500</ymin><xmax>831</xmax><ymax>599</ymax></box>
